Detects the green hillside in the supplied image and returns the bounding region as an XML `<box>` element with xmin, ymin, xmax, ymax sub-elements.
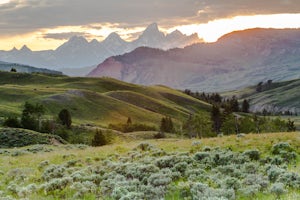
<box><xmin>0</xmin><ymin>71</ymin><xmax>210</xmax><ymax>128</ymax></box>
<box><xmin>0</xmin><ymin>128</ymin><xmax>66</xmax><ymax>148</ymax></box>
<box><xmin>224</xmin><ymin>79</ymin><xmax>300</xmax><ymax>115</ymax></box>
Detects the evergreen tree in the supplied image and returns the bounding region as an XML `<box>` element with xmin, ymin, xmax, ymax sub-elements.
<box><xmin>242</xmin><ymin>99</ymin><xmax>250</xmax><ymax>113</ymax></box>
<box><xmin>58</xmin><ymin>109</ymin><xmax>72</xmax><ymax>128</ymax></box>
<box><xmin>287</xmin><ymin>119</ymin><xmax>296</xmax><ymax>132</ymax></box>
<box><xmin>183</xmin><ymin>114</ymin><xmax>195</xmax><ymax>138</ymax></box>
<box><xmin>230</xmin><ymin>96</ymin><xmax>239</xmax><ymax>112</ymax></box>
<box><xmin>92</xmin><ymin>129</ymin><xmax>107</xmax><ymax>146</ymax></box>
<box><xmin>160</xmin><ymin>116</ymin><xmax>174</xmax><ymax>133</ymax></box>
<box><xmin>127</xmin><ymin>117</ymin><xmax>132</xmax><ymax>125</ymax></box>
<box><xmin>21</xmin><ymin>102</ymin><xmax>44</xmax><ymax>131</ymax></box>
<box><xmin>211</xmin><ymin>105</ymin><xmax>222</xmax><ymax>134</ymax></box>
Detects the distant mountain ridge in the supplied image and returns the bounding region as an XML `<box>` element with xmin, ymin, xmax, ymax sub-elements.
<box><xmin>0</xmin><ymin>23</ymin><xmax>201</xmax><ymax>72</ymax></box>
<box><xmin>0</xmin><ymin>61</ymin><xmax>62</xmax><ymax>75</ymax></box>
<box><xmin>88</xmin><ymin>28</ymin><xmax>300</xmax><ymax>92</ymax></box>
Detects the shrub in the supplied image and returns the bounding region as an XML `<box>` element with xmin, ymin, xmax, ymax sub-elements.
<box><xmin>278</xmin><ymin>172</ymin><xmax>300</xmax><ymax>188</ymax></box>
<box><xmin>267</xmin><ymin>165</ymin><xmax>285</xmax><ymax>182</ymax></box>
<box><xmin>38</xmin><ymin>160</ymin><xmax>50</xmax><ymax>170</ymax></box>
<box><xmin>70</xmin><ymin>181</ymin><xmax>97</xmax><ymax>199</ymax></box>
<box><xmin>17</xmin><ymin>184</ymin><xmax>37</xmax><ymax>198</ymax></box>
<box><xmin>148</xmin><ymin>172</ymin><xmax>172</xmax><ymax>187</ymax></box>
<box><xmin>135</xmin><ymin>142</ymin><xmax>155</xmax><ymax>151</ymax></box>
<box><xmin>223</xmin><ymin>177</ymin><xmax>241</xmax><ymax>190</ymax></box>
<box><xmin>272</xmin><ymin>142</ymin><xmax>294</xmax><ymax>155</ymax></box>
<box><xmin>194</xmin><ymin>152</ymin><xmax>210</xmax><ymax>161</ymax></box>
<box><xmin>154</xmin><ymin>131</ymin><xmax>166</xmax><ymax>139</ymax></box>
<box><xmin>242</xmin><ymin>149</ymin><xmax>260</xmax><ymax>161</ymax></box>
<box><xmin>41</xmin><ymin>177</ymin><xmax>72</xmax><ymax>194</ymax></box>
<box><xmin>238</xmin><ymin>185</ymin><xmax>260</xmax><ymax>198</ymax></box>
<box><xmin>243</xmin><ymin>174</ymin><xmax>269</xmax><ymax>190</ymax></box>
<box><xmin>42</xmin><ymin>165</ymin><xmax>67</xmax><ymax>181</ymax></box>
<box><xmin>3</xmin><ymin>117</ymin><xmax>21</xmax><ymax>128</ymax></box>
<box><xmin>270</xmin><ymin>182</ymin><xmax>286</xmax><ymax>199</ymax></box>
<box><xmin>190</xmin><ymin>182</ymin><xmax>235</xmax><ymax>200</ymax></box>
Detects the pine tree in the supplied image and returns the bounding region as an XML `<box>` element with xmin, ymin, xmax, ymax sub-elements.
<box><xmin>92</xmin><ymin>129</ymin><xmax>107</xmax><ymax>146</ymax></box>
<box><xmin>126</xmin><ymin>117</ymin><xmax>132</xmax><ymax>125</ymax></box>
<box><xmin>211</xmin><ymin>105</ymin><xmax>222</xmax><ymax>134</ymax></box>
<box><xmin>58</xmin><ymin>109</ymin><xmax>72</xmax><ymax>128</ymax></box>
<box><xmin>230</xmin><ymin>96</ymin><xmax>239</xmax><ymax>112</ymax></box>
<box><xmin>242</xmin><ymin>99</ymin><xmax>250</xmax><ymax>113</ymax></box>
<box><xmin>287</xmin><ymin>119</ymin><xmax>296</xmax><ymax>132</ymax></box>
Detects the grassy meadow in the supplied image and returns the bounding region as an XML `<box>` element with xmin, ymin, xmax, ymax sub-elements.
<box><xmin>0</xmin><ymin>132</ymin><xmax>299</xmax><ymax>199</ymax></box>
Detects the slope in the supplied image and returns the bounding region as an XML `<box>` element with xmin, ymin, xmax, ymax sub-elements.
<box><xmin>0</xmin><ymin>71</ymin><xmax>209</xmax><ymax>128</ymax></box>
<box><xmin>224</xmin><ymin>79</ymin><xmax>300</xmax><ymax>114</ymax></box>
<box><xmin>88</xmin><ymin>28</ymin><xmax>300</xmax><ymax>92</ymax></box>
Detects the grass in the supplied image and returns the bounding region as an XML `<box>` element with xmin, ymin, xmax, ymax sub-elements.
<box><xmin>0</xmin><ymin>71</ymin><xmax>209</xmax><ymax>127</ymax></box>
<box><xmin>0</xmin><ymin>132</ymin><xmax>299</xmax><ymax>199</ymax></box>
<box><xmin>0</xmin><ymin>128</ymin><xmax>66</xmax><ymax>148</ymax></box>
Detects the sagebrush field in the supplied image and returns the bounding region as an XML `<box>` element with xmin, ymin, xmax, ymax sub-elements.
<box><xmin>0</xmin><ymin>132</ymin><xmax>299</xmax><ymax>200</ymax></box>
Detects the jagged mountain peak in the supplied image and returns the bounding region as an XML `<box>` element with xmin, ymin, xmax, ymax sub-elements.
<box><xmin>0</xmin><ymin>23</ymin><xmax>203</xmax><ymax>69</ymax></box>
<box><xmin>145</xmin><ymin>23</ymin><xmax>159</xmax><ymax>32</ymax></box>
<box><xmin>10</xmin><ymin>47</ymin><xmax>18</xmax><ymax>52</ymax></box>
<box><xmin>90</xmin><ymin>38</ymin><xmax>99</xmax><ymax>44</ymax></box>
<box><xmin>68</xmin><ymin>35</ymin><xmax>88</xmax><ymax>42</ymax></box>
<box><xmin>20</xmin><ymin>45</ymin><xmax>31</xmax><ymax>52</ymax></box>
<box><xmin>103</xmin><ymin>32</ymin><xmax>124</xmax><ymax>43</ymax></box>
<box><xmin>140</xmin><ymin>23</ymin><xmax>165</xmax><ymax>37</ymax></box>
<box><xmin>166</xmin><ymin>30</ymin><xmax>184</xmax><ymax>39</ymax></box>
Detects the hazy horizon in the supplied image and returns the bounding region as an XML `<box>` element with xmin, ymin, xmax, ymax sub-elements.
<box><xmin>0</xmin><ymin>0</ymin><xmax>300</xmax><ymax>50</ymax></box>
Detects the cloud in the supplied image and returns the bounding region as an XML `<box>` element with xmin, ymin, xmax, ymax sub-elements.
<box><xmin>0</xmin><ymin>0</ymin><xmax>299</xmax><ymax>36</ymax></box>
<box><xmin>42</xmin><ymin>32</ymin><xmax>92</xmax><ymax>40</ymax></box>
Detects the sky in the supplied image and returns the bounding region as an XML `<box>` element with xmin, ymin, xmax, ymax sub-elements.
<box><xmin>0</xmin><ymin>0</ymin><xmax>300</xmax><ymax>50</ymax></box>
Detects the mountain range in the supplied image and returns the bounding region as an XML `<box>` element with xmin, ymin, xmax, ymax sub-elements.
<box><xmin>88</xmin><ymin>28</ymin><xmax>300</xmax><ymax>92</ymax></box>
<box><xmin>0</xmin><ymin>23</ymin><xmax>201</xmax><ymax>73</ymax></box>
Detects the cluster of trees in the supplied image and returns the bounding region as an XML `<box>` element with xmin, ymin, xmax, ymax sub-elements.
<box><xmin>183</xmin><ymin>109</ymin><xmax>296</xmax><ymax>138</ymax></box>
<box><xmin>3</xmin><ymin>102</ymin><xmax>72</xmax><ymax>137</ymax></box>
<box><xmin>183</xmin><ymin>112</ymin><xmax>213</xmax><ymax>138</ymax></box>
<box><xmin>256</xmin><ymin>80</ymin><xmax>273</xmax><ymax>92</ymax></box>
<box><xmin>255</xmin><ymin>108</ymin><xmax>298</xmax><ymax>117</ymax></box>
<box><xmin>211</xmin><ymin>105</ymin><xmax>296</xmax><ymax>135</ymax></box>
<box><xmin>184</xmin><ymin>90</ymin><xmax>250</xmax><ymax>113</ymax></box>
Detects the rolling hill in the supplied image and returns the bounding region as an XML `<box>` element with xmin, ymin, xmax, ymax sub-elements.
<box><xmin>0</xmin><ymin>71</ymin><xmax>210</xmax><ymax>128</ymax></box>
<box><xmin>88</xmin><ymin>28</ymin><xmax>300</xmax><ymax>92</ymax></box>
<box><xmin>223</xmin><ymin>79</ymin><xmax>300</xmax><ymax>115</ymax></box>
